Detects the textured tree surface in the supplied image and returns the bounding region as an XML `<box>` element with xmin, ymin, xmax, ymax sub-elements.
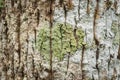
<box><xmin>0</xmin><ymin>0</ymin><xmax>120</xmax><ymax>80</ymax></box>
<box><xmin>37</xmin><ymin>23</ymin><xmax>84</xmax><ymax>60</ymax></box>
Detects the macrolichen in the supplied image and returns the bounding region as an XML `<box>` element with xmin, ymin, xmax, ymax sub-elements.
<box><xmin>37</xmin><ymin>23</ymin><xmax>85</xmax><ymax>60</ymax></box>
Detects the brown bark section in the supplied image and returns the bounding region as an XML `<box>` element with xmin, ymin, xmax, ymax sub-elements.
<box><xmin>16</xmin><ymin>13</ymin><xmax>21</xmax><ymax>65</ymax></box>
<box><xmin>34</xmin><ymin>1</ymin><xmax>39</xmax><ymax>45</ymax></box>
<box><xmin>93</xmin><ymin>0</ymin><xmax>100</xmax><ymax>46</ymax></box>
<box><xmin>93</xmin><ymin>0</ymin><xmax>100</xmax><ymax>79</ymax></box>
<box><xmin>81</xmin><ymin>44</ymin><xmax>85</xmax><ymax>80</ymax></box>
<box><xmin>105</xmin><ymin>0</ymin><xmax>112</xmax><ymax>11</ymax></box>
<box><xmin>74</xmin><ymin>17</ymin><xmax>78</xmax><ymax>48</ymax></box>
<box><xmin>1</xmin><ymin>1</ymin><xmax>9</xmax><ymax>79</ymax></box>
<box><xmin>66</xmin><ymin>52</ymin><xmax>70</xmax><ymax>74</ymax></box>
<box><xmin>11</xmin><ymin>0</ymin><xmax>15</xmax><ymax>8</ymax></box>
<box><xmin>49</xmin><ymin>0</ymin><xmax>54</xmax><ymax>79</ymax></box>
<box><xmin>67</xmin><ymin>0</ymin><xmax>73</xmax><ymax>10</ymax></box>
<box><xmin>117</xmin><ymin>19</ymin><xmax>120</xmax><ymax>60</ymax></box>
<box><xmin>87</xmin><ymin>0</ymin><xmax>90</xmax><ymax>15</ymax></box>
<box><xmin>113</xmin><ymin>0</ymin><xmax>118</xmax><ymax>13</ymax></box>
<box><xmin>59</xmin><ymin>0</ymin><xmax>64</xmax><ymax>7</ymax></box>
<box><xmin>93</xmin><ymin>0</ymin><xmax>100</xmax><ymax>63</ymax></box>
<box><xmin>0</xmin><ymin>0</ymin><xmax>43</xmax><ymax>80</ymax></box>
<box><xmin>117</xmin><ymin>44</ymin><xmax>120</xmax><ymax>59</ymax></box>
<box><xmin>78</xmin><ymin>0</ymin><xmax>81</xmax><ymax>20</ymax></box>
<box><xmin>63</xmin><ymin>4</ymin><xmax>67</xmax><ymax>26</ymax></box>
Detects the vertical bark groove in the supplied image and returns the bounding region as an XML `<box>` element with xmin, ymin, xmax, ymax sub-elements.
<box><xmin>87</xmin><ymin>0</ymin><xmax>90</xmax><ymax>15</ymax></box>
<box><xmin>49</xmin><ymin>0</ymin><xmax>54</xmax><ymax>79</ymax></box>
<box><xmin>81</xmin><ymin>44</ymin><xmax>85</xmax><ymax>80</ymax></box>
<box><xmin>93</xmin><ymin>0</ymin><xmax>100</xmax><ymax>79</ymax></box>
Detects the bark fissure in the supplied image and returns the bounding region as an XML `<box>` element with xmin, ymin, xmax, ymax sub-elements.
<box><xmin>49</xmin><ymin>0</ymin><xmax>54</xmax><ymax>79</ymax></box>
<box><xmin>81</xmin><ymin>44</ymin><xmax>85</xmax><ymax>80</ymax></box>
<box><xmin>93</xmin><ymin>0</ymin><xmax>100</xmax><ymax>79</ymax></box>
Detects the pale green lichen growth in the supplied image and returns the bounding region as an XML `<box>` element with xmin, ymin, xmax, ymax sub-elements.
<box><xmin>0</xmin><ymin>0</ymin><xmax>3</xmax><ymax>8</ymax></box>
<box><xmin>111</xmin><ymin>21</ymin><xmax>119</xmax><ymax>45</ymax></box>
<box><xmin>37</xmin><ymin>23</ymin><xmax>85</xmax><ymax>60</ymax></box>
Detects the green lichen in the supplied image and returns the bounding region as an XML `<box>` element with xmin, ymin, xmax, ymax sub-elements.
<box><xmin>37</xmin><ymin>23</ymin><xmax>85</xmax><ymax>60</ymax></box>
<box><xmin>0</xmin><ymin>0</ymin><xmax>3</xmax><ymax>8</ymax></box>
<box><xmin>111</xmin><ymin>21</ymin><xmax>119</xmax><ymax>45</ymax></box>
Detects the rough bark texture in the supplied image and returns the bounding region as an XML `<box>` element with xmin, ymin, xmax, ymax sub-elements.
<box><xmin>0</xmin><ymin>0</ymin><xmax>120</xmax><ymax>80</ymax></box>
